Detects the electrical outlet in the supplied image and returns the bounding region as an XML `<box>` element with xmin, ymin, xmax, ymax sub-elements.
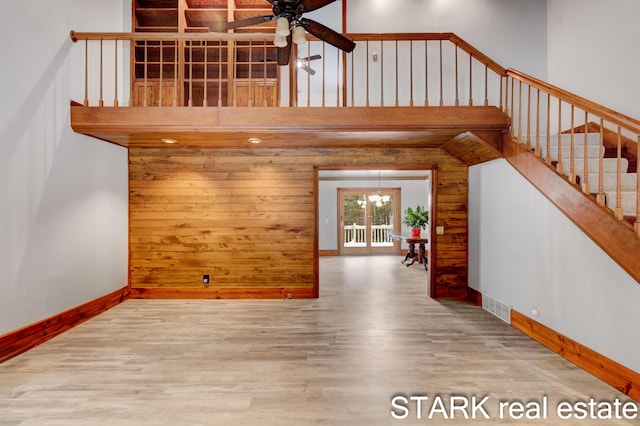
<box><xmin>203</xmin><ymin>274</ymin><xmax>210</xmax><ymax>285</ymax></box>
<box><xmin>532</xmin><ymin>303</ymin><xmax>541</xmax><ymax>316</ymax></box>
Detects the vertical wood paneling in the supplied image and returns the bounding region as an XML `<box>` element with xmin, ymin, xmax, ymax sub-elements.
<box><xmin>129</xmin><ymin>147</ymin><xmax>468</xmax><ymax>298</ymax></box>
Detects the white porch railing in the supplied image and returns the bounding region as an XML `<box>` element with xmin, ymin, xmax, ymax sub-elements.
<box><xmin>343</xmin><ymin>224</ymin><xmax>393</xmax><ymax>247</ymax></box>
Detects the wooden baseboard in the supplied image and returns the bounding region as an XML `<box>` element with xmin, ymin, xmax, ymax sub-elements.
<box><xmin>319</xmin><ymin>250</ymin><xmax>339</xmax><ymax>256</ymax></box>
<box><xmin>466</xmin><ymin>287</ymin><xmax>482</xmax><ymax>306</ymax></box>
<box><xmin>129</xmin><ymin>286</ymin><xmax>316</xmax><ymax>299</ymax></box>
<box><xmin>511</xmin><ymin>309</ymin><xmax>640</xmax><ymax>402</ymax></box>
<box><xmin>0</xmin><ymin>287</ymin><xmax>129</xmax><ymax>364</ymax></box>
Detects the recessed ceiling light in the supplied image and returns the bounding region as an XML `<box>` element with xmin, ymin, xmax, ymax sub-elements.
<box><xmin>162</xmin><ymin>138</ymin><xmax>177</xmax><ymax>144</ymax></box>
<box><xmin>248</xmin><ymin>137</ymin><xmax>263</xmax><ymax>144</ymax></box>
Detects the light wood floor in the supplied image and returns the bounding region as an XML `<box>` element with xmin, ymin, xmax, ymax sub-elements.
<box><xmin>0</xmin><ymin>256</ymin><xmax>635</xmax><ymax>425</ymax></box>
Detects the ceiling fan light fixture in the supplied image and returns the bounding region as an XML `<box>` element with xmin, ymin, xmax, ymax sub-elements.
<box><xmin>292</xmin><ymin>25</ymin><xmax>307</xmax><ymax>45</ymax></box>
<box><xmin>275</xmin><ymin>17</ymin><xmax>290</xmax><ymax>36</ymax></box>
<box><xmin>274</xmin><ymin>34</ymin><xmax>288</xmax><ymax>48</ymax></box>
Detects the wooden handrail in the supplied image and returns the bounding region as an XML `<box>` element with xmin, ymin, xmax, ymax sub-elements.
<box><xmin>345</xmin><ymin>32</ymin><xmax>507</xmax><ymax>76</ymax></box>
<box><xmin>507</xmin><ymin>68</ymin><xmax>640</xmax><ymax>135</ymax></box>
<box><xmin>70</xmin><ymin>30</ymin><xmax>278</xmax><ymax>43</ymax></box>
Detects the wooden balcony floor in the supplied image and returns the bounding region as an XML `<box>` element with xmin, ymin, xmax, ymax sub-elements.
<box><xmin>70</xmin><ymin>105</ymin><xmax>510</xmax><ymax>150</ymax></box>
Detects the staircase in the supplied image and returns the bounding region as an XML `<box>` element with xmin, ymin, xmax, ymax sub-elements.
<box><xmin>538</xmin><ymin>132</ymin><xmax>637</xmax><ymax>218</ymax></box>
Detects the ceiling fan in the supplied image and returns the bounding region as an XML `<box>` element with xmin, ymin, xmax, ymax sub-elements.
<box><xmin>297</xmin><ymin>54</ymin><xmax>321</xmax><ymax>75</ymax></box>
<box><xmin>209</xmin><ymin>0</ymin><xmax>356</xmax><ymax>66</ymax></box>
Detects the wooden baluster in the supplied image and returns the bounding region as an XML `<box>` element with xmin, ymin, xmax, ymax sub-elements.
<box><xmin>510</xmin><ymin>78</ymin><xmax>515</xmax><ymax>136</ymax></box>
<box><xmin>424</xmin><ymin>40</ymin><xmax>429</xmax><ymax>106</ymax></box>
<box><xmin>582</xmin><ymin>111</ymin><xmax>590</xmax><ymax>194</ymax></box>
<box><xmin>188</xmin><ymin>42</ymin><xmax>193</xmax><ymax>107</ymax></box>
<box><xmin>249</xmin><ymin>40</ymin><xmax>253</xmax><ymax>107</ymax></box>
<box><xmin>263</xmin><ymin>41</ymin><xmax>268</xmax><ymax>107</ymax></box>
<box><xmin>545</xmin><ymin>93</ymin><xmax>551</xmax><ymax>165</ymax></box>
<box><xmin>556</xmin><ymin>99</ymin><xmax>563</xmax><ymax>175</ymax></box>
<box><xmin>232</xmin><ymin>41</ymin><xmax>236</xmax><ymax>107</ymax></box>
<box><xmin>500</xmin><ymin>75</ymin><xmax>505</xmax><ymax>114</ymax></box>
<box><xmin>113</xmin><ymin>40</ymin><xmax>118</xmax><ymax>107</ymax></box>
<box><xmin>321</xmin><ymin>41</ymin><xmax>326</xmax><ymax>107</ymax></box>
<box><xmin>366</xmin><ymin>40</ymin><xmax>369</xmax><ymax>107</ymax></box>
<box><xmin>306</xmin><ymin>42</ymin><xmax>311</xmax><ymax>108</ymax></box>
<box><xmin>395</xmin><ymin>40</ymin><xmax>399</xmax><ymax>107</ymax></box>
<box><xmin>517</xmin><ymin>80</ymin><xmax>522</xmax><ymax>143</ymax></box>
<box><xmin>84</xmin><ymin>40</ymin><xmax>89</xmax><ymax>106</ymax></box>
<box><xmin>203</xmin><ymin>41</ymin><xmax>208</xmax><ymax>107</ymax></box>
<box><xmin>454</xmin><ymin>45</ymin><xmax>459</xmax><ymax>106</ymax></box>
<box><xmin>483</xmin><ymin>64</ymin><xmax>488</xmax><ymax>106</ymax></box>
<box><xmin>596</xmin><ymin>119</ymin><xmax>606</xmax><ymax>206</ymax></box>
<box><xmin>409</xmin><ymin>40</ymin><xmax>414</xmax><ymax>107</ymax></box>
<box><xmin>99</xmin><ymin>39</ymin><xmax>104</xmax><ymax>107</ymax></box>
<box><xmin>350</xmin><ymin>47</ymin><xmax>354</xmax><ymax>107</ymax></box>
<box><xmin>380</xmin><ymin>41</ymin><xmax>384</xmax><ymax>106</ymax></box>
<box><xmin>173</xmin><ymin>41</ymin><xmax>177</xmax><ymax>107</ymax></box>
<box><xmin>158</xmin><ymin>39</ymin><xmax>163</xmax><ymax>107</ymax></box>
<box><xmin>636</xmin><ymin>134</ymin><xmax>640</xmax><ymax>235</ymax></box>
<box><xmin>468</xmin><ymin>53</ymin><xmax>472</xmax><ymax>106</ymax></box>
<box><xmin>569</xmin><ymin>105</ymin><xmax>576</xmax><ymax>183</ymax></box>
<box><xmin>615</xmin><ymin>127</ymin><xmax>624</xmax><ymax>220</ymax></box>
<box><xmin>439</xmin><ymin>40</ymin><xmax>443</xmax><ymax>106</ymax></box>
<box><xmin>143</xmin><ymin>41</ymin><xmax>148</xmax><ymax>107</ymax></box>
<box><xmin>525</xmin><ymin>84</ymin><xmax>531</xmax><ymax>149</ymax></box>
<box><xmin>534</xmin><ymin>88</ymin><xmax>540</xmax><ymax>156</ymax></box>
<box><xmin>218</xmin><ymin>40</ymin><xmax>222</xmax><ymax>107</ymax></box>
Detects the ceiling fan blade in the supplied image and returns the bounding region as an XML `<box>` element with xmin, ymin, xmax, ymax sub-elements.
<box><xmin>300</xmin><ymin>18</ymin><xmax>356</xmax><ymax>53</ymax></box>
<box><xmin>300</xmin><ymin>54</ymin><xmax>322</xmax><ymax>62</ymax></box>
<box><xmin>277</xmin><ymin>35</ymin><xmax>292</xmax><ymax>65</ymax></box>
<box><xmin>297</xmin><ymin>61</ymin><xmax>316</xmax><ymax>75</ymax></box>
<box><xmin>299</xmin><ymin>0</ymin><xmax>337</xmax><ymax>13</ymax></box>
<box><xmin>211</xmin><ymin>15</ymin><xmax>274</xmax><ymax>32</ymax></box>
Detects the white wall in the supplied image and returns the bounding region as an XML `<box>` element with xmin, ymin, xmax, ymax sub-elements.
<box><xmin>346</xmin><ymin>0</ymin><xmax>548</xmax><ymax>80</ymax></box>
<box><xmin>547</xmin><ymin>0</ymin><xmax>640</xmax><ymax>120</ymax></box>
<box><xmin>469</xmin><ymin>159</ymin><xmax>640</xmax><ymax>373</ymax></box>
<box><xmin>0</xmin><ymin>1</ymin><xmax>129</xmax><ymax>334</ymax></box>
<box><xmin>319</xmin><ymin>178</ymin><xmax>430</xmax><ymax>251</ymax></box>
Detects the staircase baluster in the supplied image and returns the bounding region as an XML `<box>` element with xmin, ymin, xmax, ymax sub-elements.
<box><xmin>454</xmin><ymin>45</ymin><xmax>459</xmax><ymax>106</ymax></box>
<box><xmin>556</xmin><ymin>99</ymin><xmax>563</xmax><ymax>175</ymax></box>
<box><xmin>484</xmin><ymin>64</ymin><xmax>488</xmax><ymax>106</ymax></box>
<box><xmin>525</xmin><ymin>84</ymin><xmax>531</xmax><ymax>149</ymax></box>
<box><xmin>468</xmin><ymin>53</ymin><xmax>473</xmax><ymax>106</ymax></box>
<box><xmin>569</xmin><ymin>105</ymin><xmax>576</xmax><ymax>184</ymax></box>
<box><xmin>582</xmin><ymin>111</ymin><xmax>590</xmax><ymax>194</ymax></box>
<box><xmin>218</xmin><ymin>40</ymin><xmax>222</xmax><ymax>107</ymax></box>
<box><xmin>534</xmin><ymin>88</ymin><xmax>540</xmax><ymax>156</ymax></box>
<box><xmin>517</xmin><ymin>80</ymin><xmax>522</xmax><ymax>143</ymax></box>
<box><xmin>596</xmin><ymin>119</ymin><xmax>606</xmax><ymax>206</ymax></box>
<box><xmin>545</xmin><ymin>93</ymin><xmax>551</xmax><ymax>165</ymax></box>
<box><xmin>615</xmin><ymin>127</ymin><xmax>624</xmax><ymax>220</ymax></box>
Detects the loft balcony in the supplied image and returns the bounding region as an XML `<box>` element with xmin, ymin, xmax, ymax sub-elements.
<box><xmin>69</xmin><ymin>30</ymin><xmax>640</xmax><ymax>238</ymax></box>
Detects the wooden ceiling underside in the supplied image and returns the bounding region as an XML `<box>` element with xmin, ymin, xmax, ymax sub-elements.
<box><xmin>71</xmin><ymin>106</ymin><xmax>510</xmax><ymax>158</ymax></box>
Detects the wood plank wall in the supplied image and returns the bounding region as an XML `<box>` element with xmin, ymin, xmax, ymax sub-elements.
<box><xmin>129</xmin><ymin>147</ymin><xmax>469</xmax><ymax>299</ymax></box>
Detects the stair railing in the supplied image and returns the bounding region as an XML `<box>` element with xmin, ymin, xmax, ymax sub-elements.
<box><xmin>505</xmin><ymin>69</ymin><xmax>640</xmax><ymax>234</ymax></box>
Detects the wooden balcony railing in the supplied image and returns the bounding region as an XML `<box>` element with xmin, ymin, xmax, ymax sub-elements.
<box><xmin>69</xmin><ymin>30</ymin><xmax>640</xmax><ymax>235</ymax></box>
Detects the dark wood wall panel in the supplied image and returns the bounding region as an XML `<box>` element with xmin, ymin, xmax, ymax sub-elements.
<box><xmin>129</xmin><ymin>147</ymin><xmax>468</xmax><ymax>298</ymax></box>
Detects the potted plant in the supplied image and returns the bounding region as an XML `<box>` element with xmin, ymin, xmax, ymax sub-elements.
<box><xmin>403</xmin><ymin>205</ymin><xmax>429</xmax><ymax>237</ymax></box>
